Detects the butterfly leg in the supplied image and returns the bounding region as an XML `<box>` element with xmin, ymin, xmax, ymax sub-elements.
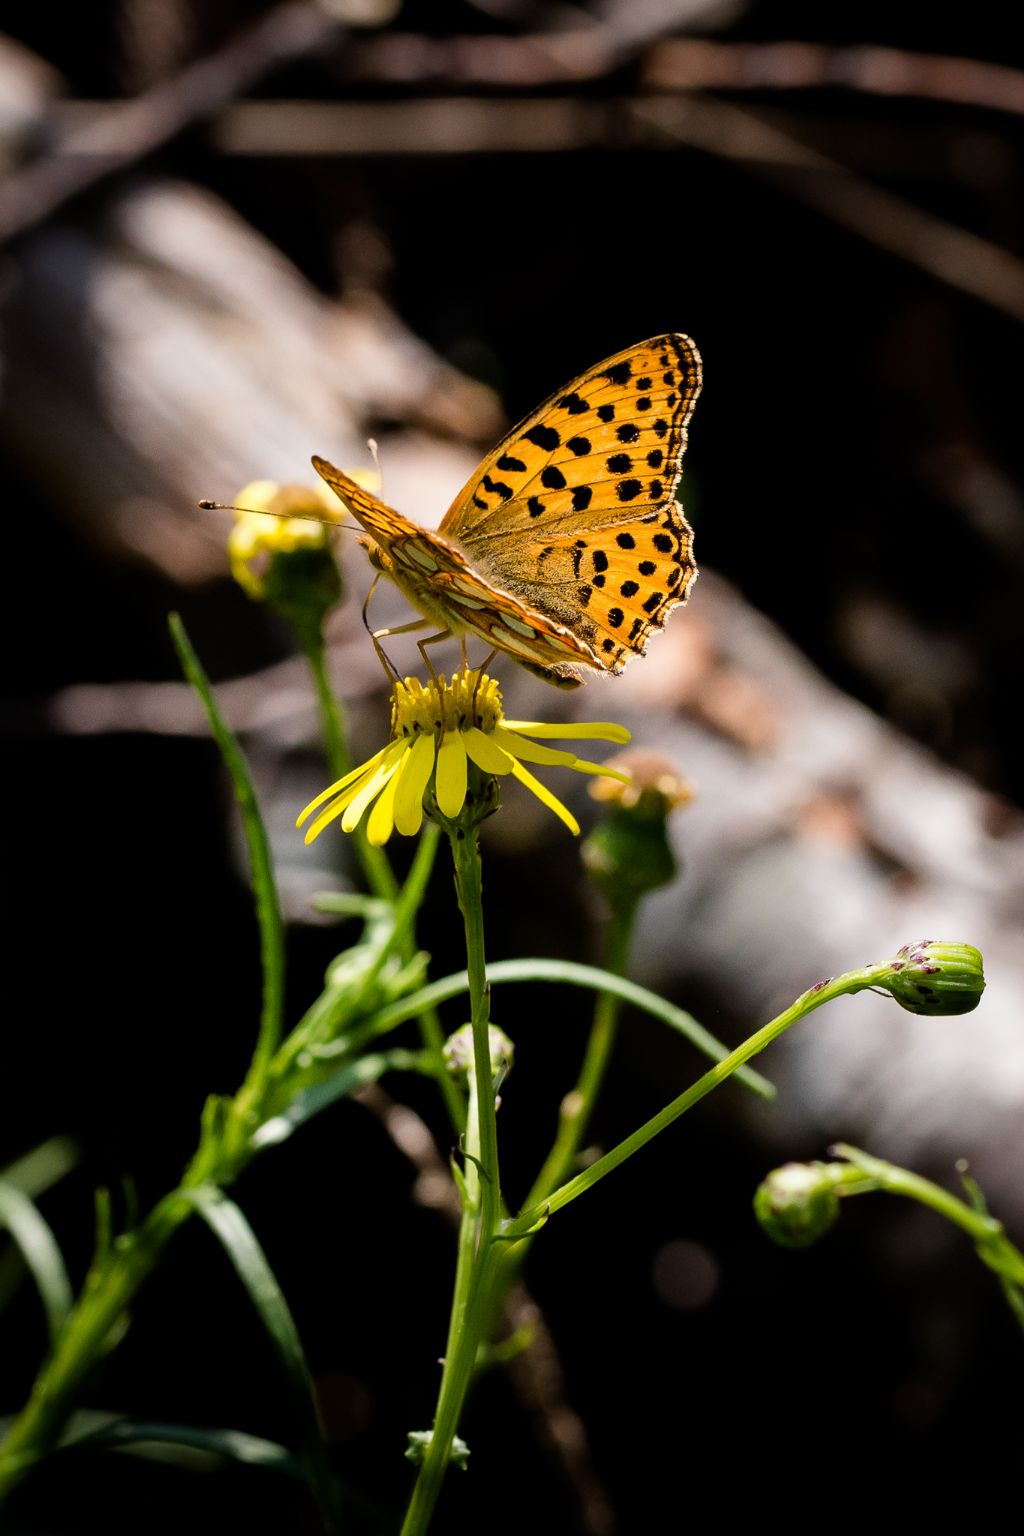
<box><xmin>471</xmin><ymin>650</ymin><xmax>498</xmax><ymax>710</ymax></box>
<box><xmin>416</xmin><ymin>628</ymin><xmax>454</xmax><ymax>682</ymax></box>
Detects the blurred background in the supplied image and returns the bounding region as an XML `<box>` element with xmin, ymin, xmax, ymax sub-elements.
<box><xmin>3</xmin><ymin>1</ymin><xmax>1024</xmax><ymax>1530</ymax></box>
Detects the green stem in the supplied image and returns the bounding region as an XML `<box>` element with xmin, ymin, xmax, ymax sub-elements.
<box><xmin>399</xmin><ymin>825</ymin><xmax>500</xmax><ymax>1535</ymax></box>
<box><xmin>524</xmin><ymin>903</ymin><xmax>636</xmax><ymax>1213</ymax></box>
<box><xmin>505</xmin><ymin>964</ymin><xmax>889</xmax><ymax>1238</ymax></box>
<box><xmin>0</xmin><ymin>1193</ymin><xmax>192</xmax><ymax>1495</ymax></box>
<box><xmin>169</xmin><ymin>616</ymin><xmax>285</xmax><ymax>1128</ymax></box>
<box><xmin>832</xmin><ymin>1145</ymin><xmax>1024</xmax><ymax>1290</ymax></box>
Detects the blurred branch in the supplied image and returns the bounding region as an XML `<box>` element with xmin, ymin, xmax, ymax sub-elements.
<box><xmin>628</xmin><ymin>92</ymin><xmax>1024</xmax><ymax>324</ymax></box>
<box><xmin>644</xmin><ymin>40</ymin><xmax>1024</xmax><ymax>116</ymax></box>
<box><xmin>334</xmin><ymin>32</ymin><xmax>1024</xmax><ymax>119</ymax></box>
<box><xmin>0</xmin><ymin>0</ymin><xmax>340</xmax><ymax>244</ymax></box>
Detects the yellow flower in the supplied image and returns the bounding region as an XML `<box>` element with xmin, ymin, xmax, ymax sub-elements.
<box><xmin>227</xmin><ymin>479</ymin><xmax>345</xmax><ymax>600</ymax></box>
<box><xmin>297</xmin><ymin>670</ymin><xmax>632</xmax><ymax>847</ymax></box>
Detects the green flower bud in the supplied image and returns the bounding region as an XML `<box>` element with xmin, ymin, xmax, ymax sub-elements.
<box><xmin>443</xmin><ymin>1024</ymin><xmax>514</xmax><ymax>1089</ymax></box>
<box><xmin>583</xmin><ymin>750</ymin><xmax>693</xmax><ymax>909</ymax></box>
<box><xmin>754</xmin><ymin>1162</ymin><xmax>841</xmax><ymax>1248</ymax></box>
<box><xmin>881</xmin><ymin>941</ymin><xmax>985</xmax><ymax>1016</ymax></box>
<box><xmin>405</xmin><ymin>1429</ymin><xmax>470</xmax><ymax>1470</ymax></box>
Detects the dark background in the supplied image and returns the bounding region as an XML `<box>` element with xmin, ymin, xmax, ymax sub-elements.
<box><xmin>2</xmin><ymin>2</ymin><xmax>1023</xmax><ymax>1531</ymax></box>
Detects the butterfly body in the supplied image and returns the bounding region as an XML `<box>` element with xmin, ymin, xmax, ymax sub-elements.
<box><xmin>314</xmin><ymin>334</ymin><xmax>702</xmax><ymax>686</ymax></box>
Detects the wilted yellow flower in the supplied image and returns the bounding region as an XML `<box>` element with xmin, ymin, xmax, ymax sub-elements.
<box><xmin>297</xmin><ymin>670</ymin><xmax>631</xmax><ymax>846</ymax></box>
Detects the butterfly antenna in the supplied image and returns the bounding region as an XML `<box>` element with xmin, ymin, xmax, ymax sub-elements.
<box><xmin>367</xmin><ymin>437</ymin><xmax>384</xmax><ymax>491</ymax></box>
<box><xmin>198</xmin><ymin>497</ymin><xmax>357</xmax><ymax>531</ymax></box>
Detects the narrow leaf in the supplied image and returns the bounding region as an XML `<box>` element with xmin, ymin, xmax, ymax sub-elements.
<box><xmin>0</xmin><ymin>1179</ymin><xmax>73</xmax><ymax>1345</ymax></box>
<box><xmin>184</xmin><ymin>1186</ymin><xmax>341</xmax><ymax>1531</ymax></box>
<box><xmin>364</xmin><ymin>958</ymin><xmax>774</xmax><ymax>1099</ymax></box>
<box><xmin>63</xmin><ymin>1417</ymin><xmax>302</xmax><ymax>1477</ymax></box>
<box><xmin>169</xmin><ymin>614</ymin><xmax>285</xmax><ymax>1082</ymax></box>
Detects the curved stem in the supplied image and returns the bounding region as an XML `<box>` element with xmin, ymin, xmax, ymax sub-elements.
<box><xmin>506</xmin><ymin>964</ymin><xmax>890</xmax><ymax>1237</ymax></box>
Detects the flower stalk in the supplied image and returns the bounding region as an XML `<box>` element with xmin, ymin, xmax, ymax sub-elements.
<box><xmin>400</xmin><ymin>818</ymin><xmax>503</xmax><ymax>1535</ymax></box>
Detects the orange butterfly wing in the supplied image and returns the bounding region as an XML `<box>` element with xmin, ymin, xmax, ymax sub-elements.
<box><xmin>313</xmin><ymin>334</ymin><xmax>701</xmax><ymax>684</ymax></box>
<box><xmin>439</xmin><ymin>334</ymin><xmax>701</xmax><ymax>671</ymax></box>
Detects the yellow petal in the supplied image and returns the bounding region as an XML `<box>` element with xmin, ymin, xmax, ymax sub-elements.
<box><xmin>393</xmin><ymin>731</ymin><xmax>436</xmax><ymax>836</ymax></box>
<box><xmin>464</xmin><ymin>727</ymin><xmax>515</xmax><ymax>775</ymax></box>
<box><xmin>501</xmin><ymin>720</ymin><xmax>631</xmax><ymax>743</ymax></box>
<box><xmin>492</xmin><ymin>727</ymin><xmax>577</xmax><ymax>768</ymax></box>
<box><xmin>435</xmin><ymin>729</ymin><xmax>468</xmax><ymax>819</ymax></box>
<box><xmin>509</xmin><ymin>759</ymin><xmax>580</xmax><ymax>836</ymax></box>
<box><xmin>296</xmin><ymin>748</ymin><xmax>388</xmax><ymax>829</ymax></box>
<box><xmin>366</xmin><ymin>760</ymin><xmax>402</xmax><ymax>845</ymax></box>
<box><xmin>304</xmin><ymin>775</ymin><xmax>378</xmax><ymax>844</ymax></box>
<box><xmin>559</xmin><ymin>758</ymin><xmax>633</xmax><ymax>782</ymax></box>
<box><xmin>340</xmin><ymin>742</ymin><xmax>407</xmax><ymax>833</ymax></box>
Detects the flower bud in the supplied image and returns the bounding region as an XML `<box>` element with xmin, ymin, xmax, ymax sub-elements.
<box><xmin>227</xmin><ymin>480</ymin><xmax>343</xmax><ymax>646</ymax></box>
<box><xmin>405</xmin><ymin>1429</ymin><xmax>470</xmax><ymax>1470</ymax></box>
<box><xmin>880</xmin><ymin>941</ymin><xmax>985</xmax><ymax>1016</ymax></box>
<box><xmin>754</xmin><ymin>1162</ymin><xmax>840</xmax><ymax>1248</ymax></box>
<box><xmin>443</xmin><ymin>1024</ymin><xmax>515</xmax><ymax>1089</ymax></box>
<box><xmin>583</xmin><ymin>750</ymin><xmax>694</xmax><ymax>908</ymax></box>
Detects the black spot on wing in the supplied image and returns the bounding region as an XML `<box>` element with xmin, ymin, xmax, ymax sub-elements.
<box><xmin>638</xmin><ymin>560</ymin><xmax>655</xmax><ymax>576</ymax></box>
<box><xmin>620</xmin><ymin>580</ymin><xmax>638</xmax><ymax>597</ymax></box>
<box><xmin>592</xmin><ymin>549</ymin><xmax>608</xmax><ymax>572</ymax></box>
<box><xmin>616</xmin><ymin>479</ymin><xmax>643</xmax><ymax>502</ymax></box>
<box><xmin>602</xmin><ymin>638</ymin><xmax>615</xmax><ymax>653</ymax></box>
<box><xmin>572</xmin><ymin>485</ymin><xmax>592</xmax><ymax>512</ymax></box>
<box><xmin>560</xmin><ymin>392</ymin><xmax>589</xmax><ymax>414</ymax></box>
<box><xmin>607</xmin><ymin>453</ymin><xmax>631</xmax><ymax>473</ymax></box>
<box><xmin>607</xmin><ymin>608</ymin><xmax>624</xmax><ymax>628</ymax></box>
<box><xmin>653</xmin><ymin>533</ymin><xmax>673</xmax><ymax>553</ymax></box>
<box><xmin>524</xmin><ymin>424</ymin><xmax>560</xmax><ymax>450</ymax></box>
<box><xmin>643</xmin><ymin>591</ymin><xmax>665</xmax><ymax>615</ymax></box>
<box><xmin>616</xmin><ymin>423</ymin><xmax>640</xmax><ymax>444</ymax></box>
<box><xmin>616</xmin><ymin>532</ymin><xmax>635</xmax><ymax>549</ymax></box>
<box><xmin>566</xmin><ymin>435</ymin><xmax>591</xmax><ymax>456</ymax></box>
<box><xmin>482</xmin><ymin>474</ymin><xmax>513</xmax><ymax>501</ymax></box>
<box><xmin>597</xmin><ymin>403</ymin><xmax>615</xmax><ymax>422</ymax></box>
<box><xmin>604</xmin><ymin>362</ymin><xmax>632</xmax><ymax>385</ymax></box>
<box><xmin>541</xmin><ymin>466</ymin><xmax>567</xmax><ymax>490</ymax></box>
<box><xmin>528</xmin><ymin>496</ymin><xmax>545</xmax><ymax>518</ymax></box>
<box><xmin>496</xmin><ymin>453</ymin><xmax>526</xmax><ymax>473</ymax></box>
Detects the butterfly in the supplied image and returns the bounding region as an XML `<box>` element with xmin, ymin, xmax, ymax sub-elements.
<box><xmin>313</xmin><ymin>334</ymin><xmax>702</xmax><ymax>688</ymax></box>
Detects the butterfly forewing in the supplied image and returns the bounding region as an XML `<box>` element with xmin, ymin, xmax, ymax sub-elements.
<box><xmin>438</xmin><ymin>335</ymin><xmax>701</xmax><ymax>670</ymax></box>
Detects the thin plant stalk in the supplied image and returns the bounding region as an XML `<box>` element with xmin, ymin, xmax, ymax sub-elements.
<box><xmin>399</xmin><ymin>825</ymin><xmax>501</xmax><ymax>1535</ymax></box>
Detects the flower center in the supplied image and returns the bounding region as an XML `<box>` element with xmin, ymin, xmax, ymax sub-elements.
<box><xmin>390</xmin><ymin>670</ymin><xmax>503</xmax><ymax>739</ymax></box>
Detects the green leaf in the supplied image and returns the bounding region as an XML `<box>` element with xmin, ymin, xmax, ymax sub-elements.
<box><xmin>364</xmin><ymin>957</ymin><xmax>774</xmax><ymax>1100</ymax></box>
<box><xmin>62</xmin><ymin>1417</ymin><xmax>303</xmax><ymax>1477</ymax></box>
<box><xmin>183</xmin><ymin>1186</ymin><xmax>341</xmax><ymax>1531</ymax></box>
<box><xmin>169</xmin><ymin>614</ymin><xmax>285</xmax><ymax>1088</ymax></box>
<box><xmin>1</xmin><ymin>1136</ymin><xmax>80</xmax><ymax>1198</ymax></box>
<box><xmin>252</xmin><ymin>1048</ymin><xmax>427</xmax><ymax>1148</ymax></box>
<box><xmin>0</xmin><ymin>1179</ymin><xmax>73</xmax><ymax>1346</ymax></box>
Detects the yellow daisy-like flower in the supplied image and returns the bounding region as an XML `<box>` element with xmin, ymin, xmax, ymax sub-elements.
<box><xmin>297</xmin><ymin>670</ymin><xmax>632</xmax><ymax>847</ymax></box>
